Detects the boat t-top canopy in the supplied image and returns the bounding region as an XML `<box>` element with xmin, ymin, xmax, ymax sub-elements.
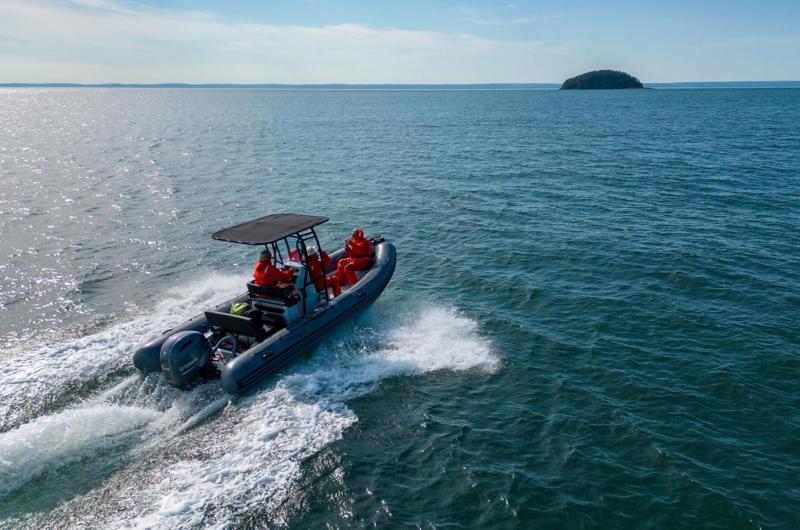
<box><xmin>212</xmin><ymin>213</ymin><xmax>329</xmax><ymax>245</ymax></box>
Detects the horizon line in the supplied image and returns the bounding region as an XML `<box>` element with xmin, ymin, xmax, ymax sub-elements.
<box><xmin>2</xmin><ymin>81</ymin><xmax>800</xmax><ymax>89</ymax></box>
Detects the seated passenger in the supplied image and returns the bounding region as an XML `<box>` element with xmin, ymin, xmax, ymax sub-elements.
<box><xmin>253</xmin><ymin>248</ymin><xmax>293</xmax><ymax>286</ymax></box>
<box><xmin>335</xmin><ymin>228</ymin><xmax>373</xmax><ymax>288</ymax></box>
<box><xmin>305</xmin><ymin>246</ymin><xmax>333</xmax><ymax>292</ymax></box>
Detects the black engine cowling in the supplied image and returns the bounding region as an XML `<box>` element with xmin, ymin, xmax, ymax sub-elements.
<box><xmin>160</xmin><ymin>331</ymin><xmax>212</xmax><ymax>389</ymax></box>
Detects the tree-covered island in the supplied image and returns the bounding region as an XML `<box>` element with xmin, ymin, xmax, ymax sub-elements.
<box><xmin>560</xmin><ymin>70</ymin><xmax>644</xmax><ymax>89</ymax></box>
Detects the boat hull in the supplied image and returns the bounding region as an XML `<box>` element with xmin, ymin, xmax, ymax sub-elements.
<box><xmin>132</xmin><ymin>242</ymin><xmax>396</xmax><ymax>394</ymax></box>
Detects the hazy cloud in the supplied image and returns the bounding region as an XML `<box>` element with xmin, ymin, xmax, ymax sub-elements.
<box><xmin>704</xmin><ymin>35</ymin><xmax>800</xmax><ymax>49</ymax></box>
<box><xmin>0</xmin><ymin>0</ymin><xmax>570</xmax><ymax>83</ymax></box>
<box><xmin>458</xmin><ymin>6</ymin><xmax>563</xmax><ymax>26</ymax></box>
<box><xmin>464</xmin><ymin>14</ymin><xmax>565</xmax><ymax>26</ymax></box>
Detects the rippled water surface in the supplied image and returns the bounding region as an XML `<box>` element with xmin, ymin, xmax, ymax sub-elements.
<box><xmin>0</xmin><ymin>88</ymin><xmax>799</xmax><ymax>529</ymax></box>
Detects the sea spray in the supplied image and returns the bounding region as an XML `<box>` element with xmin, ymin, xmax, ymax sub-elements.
<box><xmin>0</xmin><ymin>405</ymin><xmax>158</xmax><ymax>499</ymax></box>
<box><xmin>115</xmin><ymin>306</ymin><xmax>495</xmax><ymax>529</ymax></box>
<box><xmin>0</xmin><ymin>274</ymin><xmax>245</xmax><ymax>431</ymax></box>
<box><xmin>0</xmin><ymin>272</ymin><xmax>494</xmax><ymax>528</ymax></box>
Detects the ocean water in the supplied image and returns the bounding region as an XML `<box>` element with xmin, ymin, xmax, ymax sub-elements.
<box><xmin>0</xmin><ymin>87</ymin><xmax>798</xmax><ymax>529</ymax></box>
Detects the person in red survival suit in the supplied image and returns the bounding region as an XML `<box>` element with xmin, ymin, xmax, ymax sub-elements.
<box><xmin>253</xmin><ymin>248</ymin><xmax>294</xmax><ymax>286</ymax></box>
<box><xmin>335</xmin><ymin>228</ymin><xmax>373</xmax><ymax>289</ymax></box>
<box><xmin>305</xmin><ymin>246</ymin><xmax>333</xmax><ymax>292</ymax></box>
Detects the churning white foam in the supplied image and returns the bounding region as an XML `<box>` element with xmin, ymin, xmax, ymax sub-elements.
<box><xmin>0</xmin><ymin>273</ymin><xmax>245</xmax><ymax>430</ymax></box>
<box><xmin>0</xmin><ymin>274</ymin><xmax>244</xmax><ymax>500</ymax></box>
<box><xmin>0</xmin><ymin>271</ymin><xmax>496</xmax><ymax>528</ymax></box>
<box><xmin>115</xmin><ymin>306</ymin><xmax>496</xmax><ymax>529</ymax></box>
<box><xmin>0</xmin><ymin>405</ymin><xmax>158</xmax><ymax>498</ymax></box>
<box><xmin>0</xmin><ymin>377</ymin><xmax>232</xmax><ymax>500</ymax></box>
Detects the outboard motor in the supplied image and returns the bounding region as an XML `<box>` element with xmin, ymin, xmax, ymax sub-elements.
<box><xmin>160</xmin><ymin>331</ymin><xmax>212</xmax><ymax>389</ymax></box>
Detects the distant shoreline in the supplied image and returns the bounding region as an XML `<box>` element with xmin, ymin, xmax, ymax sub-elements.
<box><xmin>1</xmin><ymin>81</ymin><xmax>799</xmax><ymax>89</ymax></box>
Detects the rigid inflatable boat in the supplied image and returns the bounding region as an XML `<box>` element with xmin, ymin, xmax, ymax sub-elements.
<box><xmin>132</xmin><ymin>213</ymin><xmax>396</xmax><ymax>394</ymax></box>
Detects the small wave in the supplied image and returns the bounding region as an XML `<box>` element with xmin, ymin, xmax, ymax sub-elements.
<box><xmin>0</xmin><ymin>405</ymin><xmax>158</xmax><ymax>498</ymax></box>
<box><xmin>0</xmin><ymin>376</ymin><xmax>231</xmax><ymax>499</ymax></box>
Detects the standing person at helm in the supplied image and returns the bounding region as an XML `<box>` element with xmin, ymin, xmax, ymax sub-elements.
<box><xmin>335</xmin><ymin>228</ymin><xmax>373</xmax><ymax>288</ymax></box>
<box><xmin>253</xmin><ymin>248</ymin><xmax>293</xmax><ymax>286</ymax></box>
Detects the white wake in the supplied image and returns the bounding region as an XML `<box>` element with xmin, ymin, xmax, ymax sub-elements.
<box><xmin>0</xmin><ymin>405</ymin><xmax>157</xmax><ymax>498</ymax></box>
<box><xmin>0</xmin><ymin>273</ymin><xmax>496</xmax><ymax>529</ymax></box>
<box><xmin>119</xmin><ymin>306</ymin><xmax>496</xmax><ymax>529</ymax></box>
<box><xmin>0</xmin><ymin>273</ymin><xmax>244</xmax><ymax>431</ymax></box>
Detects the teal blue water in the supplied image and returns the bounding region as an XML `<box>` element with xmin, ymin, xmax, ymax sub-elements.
<box><xmin>0</xmin><ymin>88</ymin><xmax>799</xmax><ymax>529</ymax></box>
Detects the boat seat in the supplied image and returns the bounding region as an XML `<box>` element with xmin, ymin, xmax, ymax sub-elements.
<box><xmin>205</xmin><ymin>311</ymin><xmax>267</xmax><ymax>340</ymax></box>
<box><xmin>251</xmin><ymin>303</ymin><xmax>289</xmax><ymax>328</ymax></box>
<box><xmin>247</xmin><ymin>281</ymin><xmax>297</xmax><ymax>304</ymax></box>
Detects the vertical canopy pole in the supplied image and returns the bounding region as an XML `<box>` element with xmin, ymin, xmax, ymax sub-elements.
<box><xmin>311</xmin><ymin>228</ymin><xmax>329</xmax><ymax>301</ymax></box>
<box><xmin>297</xmin><ymin>237</ymin><xmax>310</xmax><ymax>315</ymax></box>
<box><xmin>271</xmin><ymin>242</ymin><xmax>283</xmax><ymax>265</ymax></box>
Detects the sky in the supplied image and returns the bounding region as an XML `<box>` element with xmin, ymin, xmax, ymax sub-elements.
<box><xmin>0</xmin><ymin>0</ymin><xmax>798</xmax><ymax>84</ymax></box>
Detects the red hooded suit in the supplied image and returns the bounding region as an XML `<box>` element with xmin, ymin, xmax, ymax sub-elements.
<box><xmin>335</xmin><ymin>228</ymin><xmax>372</xmax><ymax>287</ymax></box>
<box><xmin>253</xmin><ymin>259</ymin><xmax>293</xmax><ymax>286</ymax></box>
<box><xmin>307</xmin><ymin>251</ymin><xmax>332</xmax><ymax>291</ymax></box>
